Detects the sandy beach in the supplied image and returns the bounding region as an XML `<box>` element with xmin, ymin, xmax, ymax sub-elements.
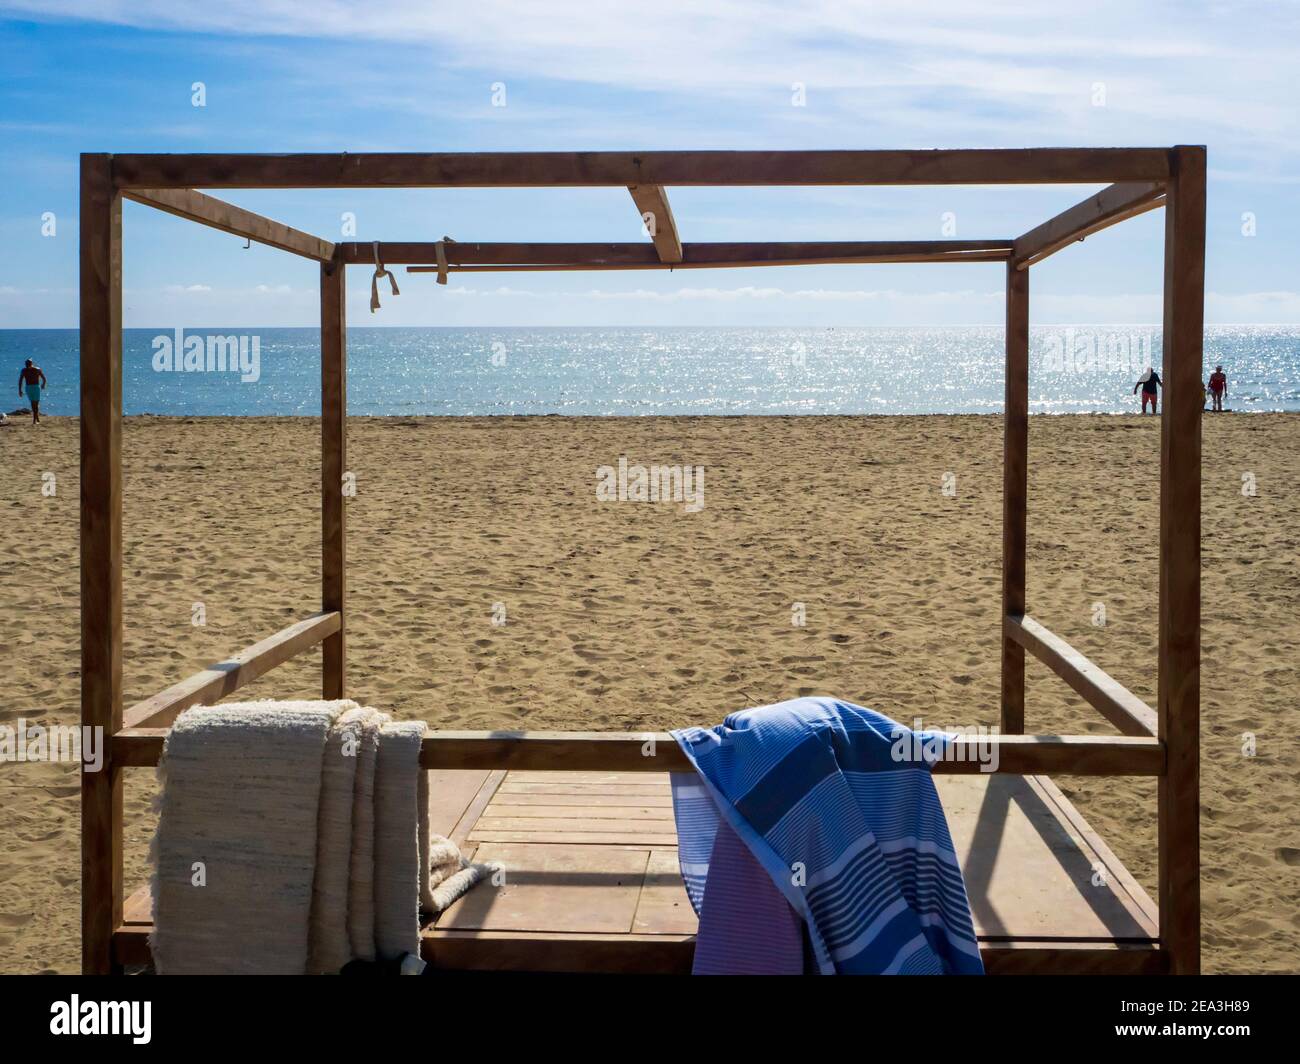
<box><xmin>1</xmin><ymin>412</ymin><xmax>1296</xmax><ymax>973</ymax></box>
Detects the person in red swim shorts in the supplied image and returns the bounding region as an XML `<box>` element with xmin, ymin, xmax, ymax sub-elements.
<box><xmin>1133</xmin><ymin>367</ymin><xmax>1161</xmax><ymax>413</ymax></box>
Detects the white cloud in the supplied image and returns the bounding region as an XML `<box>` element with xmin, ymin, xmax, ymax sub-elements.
<box><xmin>5</xmin><ymin>1</ymin><xmax>1295</xmax><ymax>166</ymax></box>
<box><xmin>5</xmin><ymin>1</ymin><xmax>1298</xmax><ymax>326</ymax></box>
<box><xmin>1206</xmin><ymin>289</ymin><xmax>1300</xmax><ymax>323</ymax></box>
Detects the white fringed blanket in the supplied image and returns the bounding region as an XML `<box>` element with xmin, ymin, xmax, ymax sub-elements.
<box><xmin>150</xmin><ymin>699</ymin><xmax>490</xmax><ymax>975</ymax></box>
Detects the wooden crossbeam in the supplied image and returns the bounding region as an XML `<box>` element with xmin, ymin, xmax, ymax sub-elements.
<box><xmin>410</xmin><ymin>250</ymin><xmax>1011</xmax><ymax>271</ymax></box>
<box><xmin>978</xmin><ymin>943</ymin><xmax>1166</xmax><ymax>975</ymax></box>
<box><xmin>124</xmin><ymin>188</ymin><xmax>335</xmax><ymax>261</ymax></box>
<box><xmin>346</xmin><ymin>241</ymin><xmax>661</xmax><ymax>266</ymax></box>
<box><xmin>627</xmin><ymin>185</ymin><xmax>683</xmax><ymax>263</ymax></box>
<box><xmin>1005</xmin><ymin>614</ymin><xmax>1158</xmax><ymax>736</ymax></box>
<box><xmin>1012</xmin><ymin>182</ymin><xmax>1165</xmax><ymax>269</ymax></box>
<box><xmin>112</xmin><ymin>727</ymin><xmax>1163</xmax><ymax>774</ymax></box>
<box><xmin>112</xmin><ymin>918</ymin><xmax>1167</xmax><ymax>975</ymax></box>
<box><xmin>418</xmin><ymin>731</ymin><xmax>1163</xmax><ymax>775</ymax></box>
<box><xmin>109</xmin><ymin>149</ymin><xmax>1173</xmax><ymax>190</ymax></box>
<box><xmin>418</xmin><ymin>932</ymin><xmax>1166</xmax><ymax>975</ymax></box>
<box><xmin>416</xmin><ymin>731</ymin><xmax>1163</xmax><ymax>775</ymax></box>
<box><xmin>120</xmin><ymin>612</ymin><xmax>342</xmax><ymax>730</ymax></box>
<box><xmin>340</xmin><ymin>240</ymin><xmax>1012</xmax><ymax>269</ymax></box>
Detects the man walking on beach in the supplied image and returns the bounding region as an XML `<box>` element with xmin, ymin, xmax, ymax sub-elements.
<box><xmin>1133</xmin><ymin>367</ymin><xmax>1161</xmax><ymax>414</ymax></box>
<box><xmin>1209</xmin><ymin>364</ymin><xmax>1228</xmax><ymax>412</ymax></box>
<box><xmin>18</xmin><ymin>359</ymin><xmax>47</xmax><ymax>424</ymax></box>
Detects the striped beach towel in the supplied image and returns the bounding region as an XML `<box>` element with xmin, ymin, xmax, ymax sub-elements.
<box><xmin>671</xmin><ymin>697</ymin><xmax>984</xmax><ymax>975</ymax></box>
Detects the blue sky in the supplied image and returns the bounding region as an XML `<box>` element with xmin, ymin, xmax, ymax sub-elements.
<box><xmin>1</xmin><ymin>0</ymin><xmax>1297</xmax><ymax>327</ymax></box>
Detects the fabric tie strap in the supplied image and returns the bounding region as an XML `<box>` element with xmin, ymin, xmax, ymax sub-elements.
<box><xmin>370</xmin><ymin>241</ymin><xmax>400</xmax><ymax>312</ymax></box>
<box><xmin>434</xmin><ymin>239</ymin><xmax>449</xmax><ymax>285</ymax></box>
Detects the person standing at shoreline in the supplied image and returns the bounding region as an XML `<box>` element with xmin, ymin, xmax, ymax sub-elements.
<box><xmin>17</xmin><ymin>359</ymin><xmax>47</xmax><ymax>425</ymax></box>
<box><xmin>1133</xmin><ymin>366</ymin><xmax>1161</xmax><ymax>414</ymax></box>
<box><xmin>1209</xmin><ymin>364</ymin><xmax>1228</xmax><ymax>412</ymax></box>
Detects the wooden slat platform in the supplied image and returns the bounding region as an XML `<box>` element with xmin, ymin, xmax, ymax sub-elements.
<box><xmin>116</xmin><ymin>769</ymin><xmax>1162</xmax><ymax>973</ymax></box>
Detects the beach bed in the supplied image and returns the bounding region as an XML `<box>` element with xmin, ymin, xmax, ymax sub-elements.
<box><xmin>114</xmin><ymin>769</ymin><xmax>1160</xmax><ymax>973</ymax></box>
<box><xmin>81</xmin><ymin>146</ymin><xmax>1204</xmax><ymax>974</ymax></box>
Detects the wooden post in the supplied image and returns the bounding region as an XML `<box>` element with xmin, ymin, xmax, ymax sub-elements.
<box><xmin>320</xmin><ymin>255</ymin><xmax>347</xmax><ymax>698</ymax></box>
<box><xmin>1158</xmin><ymin>146</ymin><xmax>1204</xmax><ymax>975</ymax></box>
<box><xmin>80</xmin><ymin>154</ymin><xmax>124</xmax><ymax>974</ymax></box>
<box><xmin>1001</xmin><ymin>261</ymin><xmax>1029</xmax><ymax>734</ymax></box>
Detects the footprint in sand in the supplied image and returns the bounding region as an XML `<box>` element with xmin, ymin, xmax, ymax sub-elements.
<box><xmin>1275</xmin><ymin>847</ymin><xmax>1300</xmax><ymax>866</ymax></box>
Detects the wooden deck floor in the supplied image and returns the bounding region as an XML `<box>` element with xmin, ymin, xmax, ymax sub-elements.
<box><xmin>118</xmin><ymin>769</ymin><xmax>1162</xmax><ymax>974</ymax></box>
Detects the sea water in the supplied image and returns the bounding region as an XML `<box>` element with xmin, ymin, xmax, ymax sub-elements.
<box><xmin>2</xmin><ymin>325</ymin><xmax>1296</xmax><ymax>417</ymax></box>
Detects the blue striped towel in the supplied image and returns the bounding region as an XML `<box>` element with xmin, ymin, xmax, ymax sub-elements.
<box><xmin>671</xmin><ymin>697</ymin><xmax>984</xmax><ymax>975</ymax></box>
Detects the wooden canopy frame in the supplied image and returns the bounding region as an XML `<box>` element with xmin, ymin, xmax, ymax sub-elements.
<box><xmin>80</xmin><ymin>148</ymin><xmax>1204</xmax><ymax>975</ymax></box>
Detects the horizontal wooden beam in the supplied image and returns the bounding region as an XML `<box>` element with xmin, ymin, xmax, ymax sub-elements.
<box><xmin>113</xmin><ymin>728</ymin><xmax>167</xmax><ymax>767</ymax></box>
<box><xmin>423</xmin><ymin>929</ymin><xmax>695</xmax><ymax>974</ymax></box>
<box><xmin>415</xmin><ymin>730</ymin><xmax>1164</xmax><ymax>775</ymax></box>
<box><xmin>419</xmin><ymin>731</ymin><xmax>689</xmax><ymax>772</ymax></box>
<box><xmin>627</xmin><ymin>185</ymin><xmax>683</xmax><ymax>263</ymax></box>
<box><xmin>422</xmin><ymin>931</ymin><xmax>1166</xmax><ymax>976</ymax></box>
<box><xmin>340</xmin><ymin>240</ymin><xmax>1012</xmax><ymax>270</ymax></box>
<box><xmin>1005</xmin><ymin>614</ymin><xmax>1158</xmax><ymax>737</ymax></box>
<box><xmin>346</xmin><ymin>239</ymin><xmax>1012</xmax><ymax>265</ymax></box>
<box><xmin>409</xmin><ymin>253</ymin><xmax>1010</xmax><ymax>272</ymax></box>
<box><xmin>112</xmin><ymin>725</ymin><xmax>1162</xmax><ymax>774</ymax></box>
<box><xmin>108</xmin><ymin>149</ymin><xmax>1175</xmax><ymax>190</ymax></box>
<box><xmin>977</xmin><ymin>942</ymin><xmax>1166</xmax><ymax>975</ymax></box>
<box><xmin>1013</xmin><ymin>182</ymin><xmax>1165</xmax><ymax>269</ymax></box>
<box><xmin>123</xmin><ymin>188</ymin><xmax>335</xmax><ymax>261</ymax></box>
<box><xmin>120</xmin><ymin>611</ymin><xmax>342</xmax><ymax>730</ymax></box>
<box><xmin>112</xmin><ymin>922</ymin><xmax>1166</xmax><ymax>973</ymax></box>
<box><xmin>111</xmin><ymin>927</ymin><xmax>153</xmax><ymax>968</ymax></box>
<box><xmin>343</xmin><ymin>241</ymin><xmax>660</xmax><ymax>265</ymax></box>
